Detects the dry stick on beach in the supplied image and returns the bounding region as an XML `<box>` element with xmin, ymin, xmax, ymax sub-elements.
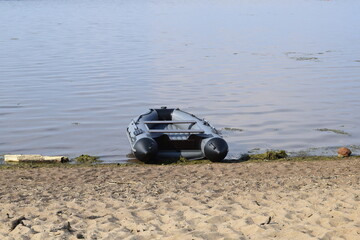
<box><xmin>10</xmin><ymin>216</ymin><xmax>26</xmax><ymax>232</ymax></box>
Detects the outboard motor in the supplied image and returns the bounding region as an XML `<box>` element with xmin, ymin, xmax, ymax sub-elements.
<box><xmin>133</xmin><ymin>138</ymin><xmax>158</xmax><ymax>163</ymax></box>
<box><xmin>201</xmin><ymin>137</ymin><xmax>228</xmax><ymax>162</ymax></box>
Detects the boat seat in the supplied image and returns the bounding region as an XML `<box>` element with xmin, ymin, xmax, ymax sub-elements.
<box><xmin>144</xmin><ymin>120</ymin><xmax>204</xmax><ymax>140</ymax></box>
<box><xmin>165</xmin><ymin>124</ymin><xmax>190</xmax><ymax>140</ymax></box>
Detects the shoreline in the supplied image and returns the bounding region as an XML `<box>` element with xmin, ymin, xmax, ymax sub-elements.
<box><xmin>1</xmin><ymin>154</ymin><xmax>358</xmax><ymax>168</ymax></box>
<box><xmin>1</xmin><ymin>158</ymin><xmax>359</xmax><ymax>239</ymax></box>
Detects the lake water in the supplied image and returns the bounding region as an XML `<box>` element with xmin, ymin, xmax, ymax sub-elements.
<box><xmin>1</xmin><ymin>0</ymin><xmax>360</xmax><ymax>163</ymax></box>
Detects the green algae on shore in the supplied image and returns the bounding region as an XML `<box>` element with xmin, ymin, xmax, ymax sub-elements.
<box><xmin>156</xmin><ymin>156</ymin><xmax>212</xmax><ymax>165</ymax></box>
<box><xmin>74</xmin><ymin>154</ymin><xmax>101</xmax><ymax>163</ymax></box>
<box><xmin>249</xmin><ymin>150</ymin><xmax>288</xmax><ymax>161</ymax></box>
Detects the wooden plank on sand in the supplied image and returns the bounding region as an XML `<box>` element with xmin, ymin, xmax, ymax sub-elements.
<box><xmin>4</xmin><ymin>155</ymin><xmax>69</xmax><ymax>163</ymax></box>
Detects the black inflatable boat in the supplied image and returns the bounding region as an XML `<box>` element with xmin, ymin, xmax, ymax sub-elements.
<box><xmin>126</xmin><ymin>107</ymin><xmax>228</xmax><ymax>163</ymax></box>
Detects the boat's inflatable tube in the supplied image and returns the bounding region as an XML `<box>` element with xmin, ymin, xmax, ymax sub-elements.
<box><xmin>201</xmin><ymin>137</ymin><xmax>229</xmax><ymax>162</ymax></box>
<box><xmin>133</xmin><ymin>137</ymin><xmax>158</xmax><ymax>163</ymax></box>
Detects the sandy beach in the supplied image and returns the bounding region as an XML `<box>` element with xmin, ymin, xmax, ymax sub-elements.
<box><xmin>0</xmin><ymin>158</ymin><xmax>359</xmax><ymax>239</ymax></box>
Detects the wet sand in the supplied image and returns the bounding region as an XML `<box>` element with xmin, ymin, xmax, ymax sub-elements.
<box><xmin>0</xmin><ymin>158</ymin><xmax>359</xmax><ymax>239</ymax></box>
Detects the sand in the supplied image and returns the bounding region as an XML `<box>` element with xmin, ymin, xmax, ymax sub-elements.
<box><xmin>0</xmin><ymin>158</ymin><xmax>359</xmax><ymax>239</ymax></box>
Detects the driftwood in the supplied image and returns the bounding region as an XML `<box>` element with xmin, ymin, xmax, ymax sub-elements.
<box><xmin>4</xmin><ymin>155</ymin><xmax>69</xmax><ymax>163</ymax></box>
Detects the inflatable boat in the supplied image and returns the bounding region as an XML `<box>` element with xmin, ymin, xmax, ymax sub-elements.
<box><xmin>126</xmin><ymin>107</ymin><xmax>228</xmax><ymax>163</ymax></box>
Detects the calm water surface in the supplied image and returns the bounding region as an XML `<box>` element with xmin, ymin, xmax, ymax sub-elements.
<box><xmin>1</xmin><ymin>0</ymin><xmax>360</xmax><ymax>163</ymax></box>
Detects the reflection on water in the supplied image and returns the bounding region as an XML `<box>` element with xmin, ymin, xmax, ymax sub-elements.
<box><xmin>1</xmin><ymin>0</ymin><xmax>360</xmax><ymax>163</ymax></box>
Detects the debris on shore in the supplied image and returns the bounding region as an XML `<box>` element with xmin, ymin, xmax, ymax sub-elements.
<box><xmin>4</xmin><ymin>155</ymin><xmax>69</xmax><ymax>163</ymax></box>
<box><xmin>74</xmin><ymin>154</ymin><xmax>101</xmax><ymax>163</ymax></box>
<box><xmin>337</xmin><ymin>147</ymin><xmax>352</xmax><ymax>157</ymax></box>
<box><xmin>250</xmin><ymin>150</ymin><xmax>288</xmax><ymax>161</ymax></box>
